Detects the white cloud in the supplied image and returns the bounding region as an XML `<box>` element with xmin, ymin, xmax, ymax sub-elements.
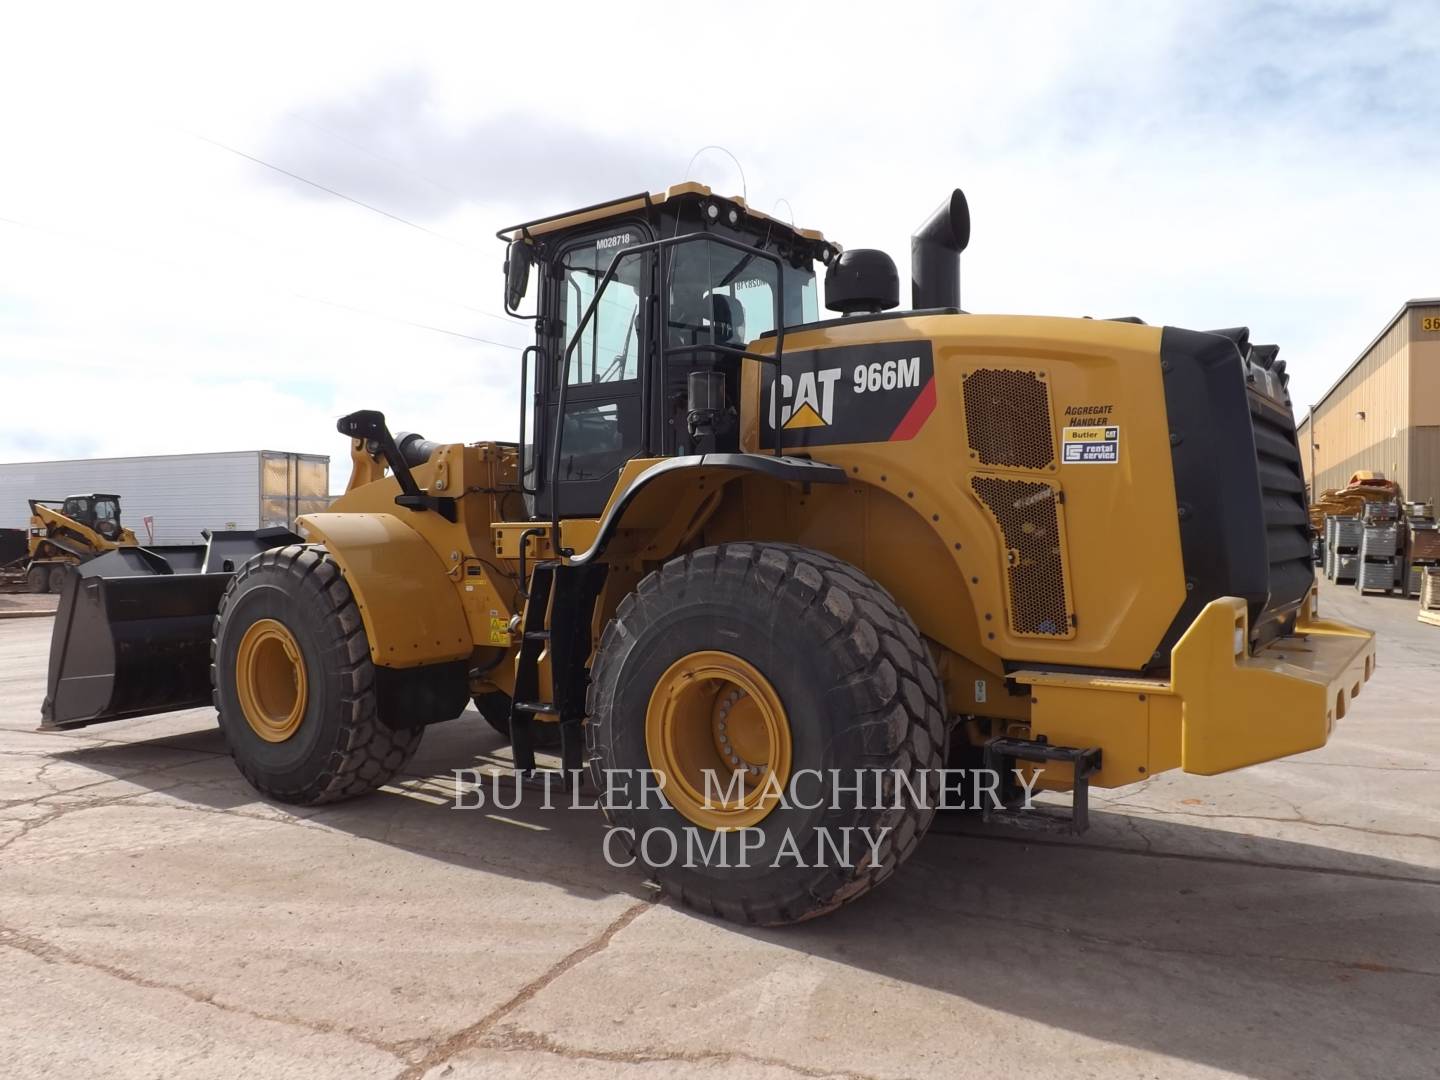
<box><xmin>1</xmin><ymin>0</ymin><xmax>1435</xmax><ymax>487</ymax></box>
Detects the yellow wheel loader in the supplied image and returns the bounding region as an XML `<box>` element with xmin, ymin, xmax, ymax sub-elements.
<box><xmin>42</xmin><ymin>183</ymin><xmax>1376</xmax><ymax>925</ymax></box>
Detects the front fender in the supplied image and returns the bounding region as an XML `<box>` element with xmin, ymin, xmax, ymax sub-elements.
<box><xmin>297</xmin><ymin>512</ymin><xmax>471</xmax><ymax>669</ymax></box>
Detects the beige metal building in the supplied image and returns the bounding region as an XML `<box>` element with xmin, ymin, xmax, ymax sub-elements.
<box><xmin>1297</xmin><ymin>298</ymin><xmax>1440</xmax><ymax>505</ymax></box>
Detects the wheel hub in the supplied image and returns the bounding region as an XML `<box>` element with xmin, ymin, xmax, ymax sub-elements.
<box><xmin>645</xmin><ymin>651</ymin><xmax>791</xmax><ymax>830</ymax></box>
<box><xmin>235</xmin><ymin>618</ymin><xmax>308</xmax><ymax>743</ymax></box>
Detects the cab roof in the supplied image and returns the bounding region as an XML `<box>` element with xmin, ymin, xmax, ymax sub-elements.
<box><xmin>497</xmin><ymin>181</ymin><xmax>826</xmax><ymax>246</ymax></box>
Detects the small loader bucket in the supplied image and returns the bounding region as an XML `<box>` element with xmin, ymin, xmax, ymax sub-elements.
<box><xmin>40</xmin><ymin>529</ymin><xmax>300</xmax><ymax>730</ymax></box>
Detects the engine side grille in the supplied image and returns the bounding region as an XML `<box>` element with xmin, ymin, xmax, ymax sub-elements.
<box><xmin>963</xmin><ymin>369</ymin><xmax>1055</xmax><ymax>469</ymax></box>
<box><xmin>971</xmin><ymin>476</ymin><xmax>1073</xmax><ymax>637</ymax></box>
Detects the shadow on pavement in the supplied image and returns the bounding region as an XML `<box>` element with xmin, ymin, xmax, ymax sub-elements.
<box><xmin>52</xmin><ymin>716</ymin><xmax>1440</xmax><ymax>1080</ymax></box>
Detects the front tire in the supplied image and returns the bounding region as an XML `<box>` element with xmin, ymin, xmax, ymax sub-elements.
<box><xmin>587</xmin><ymin>543</ymin><xmax>945</xmax><ymax>926</ymax></box>
<box><xmin>212</xmin><ymin>545</ymin><xmax>422</xmax><ymax>805</ymax></box>
<box><xmin>47</xmin><ymin>565</ymin><xmax>68</xmax><ymax>593</ymax></box>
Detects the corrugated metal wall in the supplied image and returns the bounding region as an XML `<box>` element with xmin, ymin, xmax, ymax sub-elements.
<box><xmin>1406</xmin><ymin>305</ymin><xmax>1440</xmax><ymax>505</ymax></box>
<box><xmin>1306</xmin><ymin>314</ymin><xmax>1410</xmax><ymax>497</ymax></box>
<box><xmin>0</xmin><ymin>451</ymin><xmax>328</xmax><ymax>543</ymax></box>
<box><xmin>1412</xmin><ymin>426</ymin><xmax>1440</xmax><ymax>507</ymax></box>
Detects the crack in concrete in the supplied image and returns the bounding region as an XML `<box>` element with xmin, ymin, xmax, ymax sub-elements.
<box><xmin>137</xmin><ymin>797</ymin><xmax>630</xmax><ymax>899</ymax></box>
<box><xmin>0</xmin><ymin>778</ymin><xmax>199</xmax><ymax>855</ymax></box>
<box><xmin>0</xmin><ymin>750</ymin><xmax>223</xmax><ymax>811</ymax></box>
<box><xmin>1107</xmin><ymin>802</ymin><xmax>1440</xmax><ymax>844</ymax></box>
<box><xmin>394</xmin><ymin>899</ymin><xmax>654</xmax><ymax>1080</ymax></box>
<box><xmin>939</xmin><ymin>907</ymin><xmax>1440</xmax><ymax>980</ymax></box>
<box><xmin>928</xmin><ymin>828</ymin><xmax>1440</xmax><ymax>887</ymax></box>
<box><xmin>480</xmin><ymin>1023</ymin><xmax>916</xmax><ymax>1080</ymax></box>
<box><xmin>1270</xmin><ymin>760</ymin><xmax>1440</xmax><ymax>774</ymax></box>
<box><xmin>0</xmin><ymin>924</ymin><xmax>406</xmax><ymax>1058</ymax></box>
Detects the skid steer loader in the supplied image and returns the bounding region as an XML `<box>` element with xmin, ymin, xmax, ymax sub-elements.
<box><xmin>42</xmin><ymin>182</ymin><xmax>1376</xmax><ymax>925</ymax></box>
<box><xmin>24</xmin><ymin>494</ymin><xmax>137</xmax><ymax>593</ymax></box>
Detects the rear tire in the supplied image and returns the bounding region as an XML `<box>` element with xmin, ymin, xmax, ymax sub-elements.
<box><xmin>212</xmin><ymin>545</ymin><xmax>422</xmax><ymax>805</ymax></box>
<box><xmin>474</xmin><ymin>691</ymin><xmax>562</xmax><ymax>749</ymax></box>
<box><xmin>26</xmin><ymin>565</ymin><xmax>49</xmax><ymax>593</ymax></box>
<box><xmin>587</xmin><ymin>543</ymin><xmax>945</xmax><ymax>926</ymax></box>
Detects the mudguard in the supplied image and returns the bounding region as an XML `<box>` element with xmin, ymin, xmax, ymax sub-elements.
<box><xmin>296</xmin><ymin>512</ymin><xmax>472</xmax><ymax>669</ymax></box>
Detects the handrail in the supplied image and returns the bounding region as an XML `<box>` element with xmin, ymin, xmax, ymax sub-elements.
<box><xmin>517</xmin><ymin>345</ymin><xmax>543</xmax><ymax>496</ymax></box>
<box><xmin>549</xmin><ymin>231</ymin><xmax>789</xmax><ymax>556</ymax></box>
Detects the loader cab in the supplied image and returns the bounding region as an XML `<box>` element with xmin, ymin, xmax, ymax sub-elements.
<box><xmin>59</xmin><ymin>494</ymin><xmax>124</xmax><ymax>540</ymax></box>
<box><xmin>499</xmin><ymin>184</ymin><xmax>828</xmax><ymax>520</ymax></box>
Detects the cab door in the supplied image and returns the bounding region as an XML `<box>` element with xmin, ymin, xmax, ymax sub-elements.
<box><xmin>533</xmin><ymin>225</ymin><xmax>655</xmax><ymax>520</ymax></box>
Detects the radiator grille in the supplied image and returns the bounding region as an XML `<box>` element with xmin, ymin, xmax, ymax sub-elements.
<box><xmin>1248</xmin><ymin>393</ymin><xmax>1313</xmax><ymax>644</ymax></box>
<box><xmin>962</xmin><ymin>369</ymin><xmax>1055</xmax><ymax>469</ymax></box>
<box><xmin>971</xmin><ymin>476</ymin><xmax>1071</xmax><ymax>636</ymax></box>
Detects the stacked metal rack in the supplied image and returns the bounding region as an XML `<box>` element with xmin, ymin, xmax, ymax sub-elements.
<box><xmin>1325</xmin><ymin>516</ymin><xmax>1363</xmax><ymax>584</ymax></box>
<box><xmin>1355</xmin><ymin>501</ymin><xmax>1402</xmax><ymax>595</ymax></box>
<box><xmin>1404</xmin><ymin>501</ymin><xmax>1440</xmax><ymax>599</ymax></box>
<box><xmin>1356</xmin><ymin>522</ymin><xmax>1401</xmax><ymax>595</ymax></box>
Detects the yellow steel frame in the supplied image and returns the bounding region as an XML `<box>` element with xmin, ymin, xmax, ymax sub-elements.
<box><xmin>311</xmin><ymin>304</ymin><xmax>1374</xmax><ymax>783</ymax></box>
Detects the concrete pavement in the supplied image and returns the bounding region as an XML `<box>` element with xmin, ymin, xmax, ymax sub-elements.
<box><xmin>1</xmin><ymin>579</ymin><xmax>1436</xmax><ymax>1079</ymax></box>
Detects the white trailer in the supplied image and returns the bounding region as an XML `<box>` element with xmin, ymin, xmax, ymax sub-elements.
<box><xmin>0</xmin><ymin>451</ymin><xmax>329</xmax><ymax>544</ymax></box>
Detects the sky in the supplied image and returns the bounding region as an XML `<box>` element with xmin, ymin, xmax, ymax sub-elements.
<box><xmin>1</xmin><ymin>1</ymin><xmax>1436</xmax><ymax>491</ymax></box>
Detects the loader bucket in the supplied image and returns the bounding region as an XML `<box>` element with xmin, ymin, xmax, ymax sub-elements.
<box><xmin>40</xmin><ymin>529</ymin><xmax>301</xmax><ymax>730</ymax></box>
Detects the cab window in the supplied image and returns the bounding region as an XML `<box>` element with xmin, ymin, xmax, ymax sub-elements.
<box><xmin>558</xmin><ymin>237</ymin><xmax>644</xmax><ymax>386</ymax></box>
<box><xmin>667</xmin><ymin>240</ymin><xmax>818</xmax><ymax>343</ymax></box>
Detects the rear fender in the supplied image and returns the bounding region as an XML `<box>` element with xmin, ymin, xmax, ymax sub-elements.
<box><xmin>296</xmin><ymin>512</ymin><xmax>472</xmax><ymax>669</ymax></box>
<box><xmin>566</xmin><ymin>453</ymin><xmax>847</xmax><ymax>565</ymax></box>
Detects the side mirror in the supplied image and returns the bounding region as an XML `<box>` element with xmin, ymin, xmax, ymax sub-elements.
<box><xmin>505</xmin><ymin>241</ymin><xmax>534</xmax><ymax>311</ymax></box>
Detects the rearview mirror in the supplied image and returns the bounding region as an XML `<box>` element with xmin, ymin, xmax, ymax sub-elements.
<box><xmin>505</xmin><ymin>241</ymin><xmax>534</xmax><ymax>311</ymax></box>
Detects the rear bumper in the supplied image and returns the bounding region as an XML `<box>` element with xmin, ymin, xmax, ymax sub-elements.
<box><xmin>1170</xmin><ymin>592</ymin><xmax>1375</xmax><ymax>774</ymax></box>
<box><xmin>1011</xmin><ymin>591</ymin><xmax>1375</xmax><ymax>785</ymax></box>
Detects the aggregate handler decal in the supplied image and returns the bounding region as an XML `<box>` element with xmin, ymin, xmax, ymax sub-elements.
<box><xmin>759</xmin><ymin>341</ymin><xmax>936</xmax><ymax>449</ymax></box>
<box><xmin>1062</xmin><ymin>424</ymin><xmax>1121</xmax><ymax>464</ymax></box>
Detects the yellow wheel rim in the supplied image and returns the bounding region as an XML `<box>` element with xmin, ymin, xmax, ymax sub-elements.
<box><xmin>235</xmin><ymin>618</ymin><xmax>308</xmax><ymax>743</ymax></box>
<box><xmin>645</xmin><ymin>651</ymin><xmax>791</xmax><ymax>830</ymax></box>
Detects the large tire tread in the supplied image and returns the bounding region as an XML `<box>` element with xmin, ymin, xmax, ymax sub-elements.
<box><xmin>587</xmin><ymin>542</ymin><xmax>945</xmax><ymax>926</ymax></box>
<box><xmin>212</xmin><ymin>544</ymin><xmax>421</xmax><ymax>805</ymax></box>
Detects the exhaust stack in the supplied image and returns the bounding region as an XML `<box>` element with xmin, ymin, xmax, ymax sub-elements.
<box><xmin>911</xmin><ymin>189</ymin><xmax>970</xmax><ymax>310</ymax></box>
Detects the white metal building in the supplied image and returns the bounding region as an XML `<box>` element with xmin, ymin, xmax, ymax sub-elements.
<box><xmin>0</xmin><ymin>451</ymin><xmax>329</xmax><ymax>544</ymax></box>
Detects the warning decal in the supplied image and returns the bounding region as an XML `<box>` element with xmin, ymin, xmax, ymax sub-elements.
<box><xmin>1062</xmin><ymin>425</ymin><xmax>1120</xmax><ymax>464</ymax></box>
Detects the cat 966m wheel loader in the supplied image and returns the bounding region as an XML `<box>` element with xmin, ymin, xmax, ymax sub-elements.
<box><xmin>42</xmin><ymin>182</ymin><xmax>1376</xmax><ymax>924</ymax></box>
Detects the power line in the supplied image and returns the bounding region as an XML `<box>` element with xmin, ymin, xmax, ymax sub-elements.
<box><xmin>184</xmin><ymin>127</ymin><xmax>533</xmax><ymax>328</ymax></box>
<box><xmin>0</xmin><ymin>213</ymin><xmax>525</xmax><ymax>350</ymax></box>
<box><xmin>281</xmin><ymin>109</ymin><xmax>471</xmax><ymax>205</ymax></box>
<box><xmin>301</xmin><ymin>293</ymin><xmax>523</xmax><ymax>348</ymax></box>
<box><xmin>185</xmin><ymin>130</ymin><xmax>473</xmax><ymax>249</ymax></box>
